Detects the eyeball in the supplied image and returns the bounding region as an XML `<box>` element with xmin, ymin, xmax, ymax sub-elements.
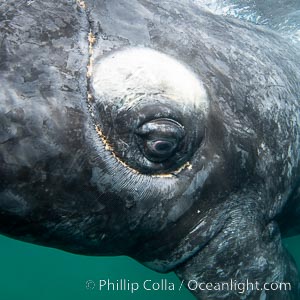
<box><xmin>136</xmin><ymin>118</ymin><xmax>185</xmax><ymax>163</ymax></box>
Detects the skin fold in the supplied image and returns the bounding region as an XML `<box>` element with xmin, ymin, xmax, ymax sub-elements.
<box><xmin>0</xmin><ymin>0</ymin><xmax>300</xmax><ymax>299</ymax></box>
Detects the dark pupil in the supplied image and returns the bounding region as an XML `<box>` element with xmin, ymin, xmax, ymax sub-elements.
<box><xmin>145</xmin><ymin>138</ymin><xmax>177</xmax><ymax>162</ymax></box>
<box><xmin>136</xmin><ymin>118</ymin><xmax>185</xmax><ymax>163</ymax></box>
<box><xmin>151</xmin><ymin>140</ymin><xmax>174</xmax><ymax>155</ymax></box>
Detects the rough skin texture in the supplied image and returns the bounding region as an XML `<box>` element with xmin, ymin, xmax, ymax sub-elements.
<box><xmin>1</xmin><ymin>0</ymin><xmax>300</xmax><ymax>299</ymax></box>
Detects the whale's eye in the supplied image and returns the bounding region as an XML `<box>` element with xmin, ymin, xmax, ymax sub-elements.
<box><xmin>91</xmin><ymin>48</ymin><xmax>209</xmax><ymax>174</ymax></box>
<box><xmin>136</xmin><ymin>119</ymin><xmax>185</xmax><ymax>163</ymax></box>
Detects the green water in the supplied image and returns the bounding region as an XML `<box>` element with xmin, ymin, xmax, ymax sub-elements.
<box><xmin>0</xmin><ymin>235</ymin><xmax>299</xmax><ymax>300</ymax></box>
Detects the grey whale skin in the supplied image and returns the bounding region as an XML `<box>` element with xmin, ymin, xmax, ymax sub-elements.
<box><xmin>0</xmin><ymin>0</ymin><xmax>300</xmax><ymax>299</ymax></box>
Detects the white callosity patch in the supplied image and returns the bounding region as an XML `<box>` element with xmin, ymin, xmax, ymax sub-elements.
<box><xmin>92</xmin><ymin>47</ymin><xmax>209</xmax><ymax>113</ymax></box>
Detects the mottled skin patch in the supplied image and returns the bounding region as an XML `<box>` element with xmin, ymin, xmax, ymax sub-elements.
<box><xmin>1</xmin><ymin>0</ymin><xmax>300</xmax><ymax>299</ymax></box>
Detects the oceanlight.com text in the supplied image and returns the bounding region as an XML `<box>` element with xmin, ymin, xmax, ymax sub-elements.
<box><xmin>186</xmin><ymin>279</ymin><xmax>291</xmax><ymax>294</ymax></box>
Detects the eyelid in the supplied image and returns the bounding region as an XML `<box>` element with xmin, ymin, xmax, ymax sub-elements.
<box><xmin>136</xmin><ymin>118</ymin><xmax>185</xmax><ymax>138</ymax></box>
